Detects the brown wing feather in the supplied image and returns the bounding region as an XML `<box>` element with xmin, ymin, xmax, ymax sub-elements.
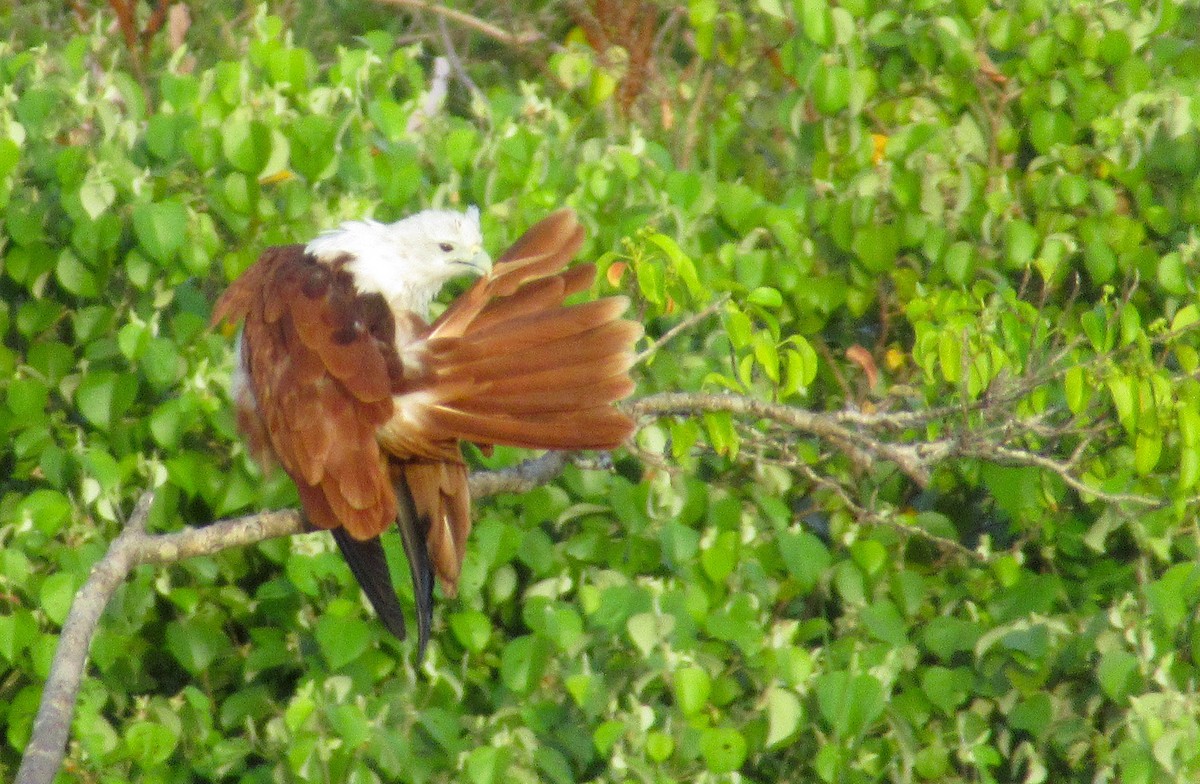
<box><xmin>223</xmin><ymin>245</ymin><xmax>401</xmax><ymax>541</ymax></box>
<box><xmin>221</xmin><ymin>211</ymin><xmax>639</xmax><ymax>639</ymax></box>
<box><xmin>379</xmin><ymin>209</ymin><xmax>640</xmax><ymax>596</ymax></box>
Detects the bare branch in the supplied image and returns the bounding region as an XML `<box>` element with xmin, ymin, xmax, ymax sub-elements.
<box><xmin>629</xmin><ymin>391</ymin><xmax>1162</xmax><ymax>507</ymax></box>
<box><xmin>435</xmin><ymin>16</ymin><xmax>486</xmax><ymax>104</ymax></box>
<box><xmin>18</xmin><ymin>375</ymin><xmax>1168</xmax><ymax>783</ymax></box>
<box><xmin>17</xmin><ymin>493</ymin><xmax>155</xmax><ymax>784</ymax></box>
<box><xmin>629</xmin><ymin>391</ymin><xmax>937</xmax><ymax>485</ymax></box>
<box><xmin>468</xmin><ymin>452</ymin><xmax>570</xmax><ymax>497</ymax></box>
<box><xmin>15</xmin><ymin>453</ymin><xmax>577</xmax><ymax>784</ymax></box>
<box><xmin>634</xmin><ymin>294</ymin><xmax>729</xmax><ymax>366</ymax></box>
<box><xmin>375</xmin><ymin>0</ymin><xmax>543</xmax><ymax>47</ymax></box>
<box><xmin>964</xmin><ymin>443</ymin><xmax>1161</xmax><ymax>506</ymax></box>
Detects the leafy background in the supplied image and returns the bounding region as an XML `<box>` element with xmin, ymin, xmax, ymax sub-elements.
<box><xmin>3</xmin><ymin>1</ymin><xmax>1200</xmax><ymax>782</ymax></box>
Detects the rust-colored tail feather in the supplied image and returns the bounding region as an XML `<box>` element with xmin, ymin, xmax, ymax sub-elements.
<box><xmin>382</xmin><ymin>209</ymin><xmax>640</xmax><ymax>599</ymax></box>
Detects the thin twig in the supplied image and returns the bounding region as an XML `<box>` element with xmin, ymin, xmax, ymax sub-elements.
<box><xmin>436</xmin><ymin>16</ymin><xmax>486</xmax><ymax>104</ymax></box>
<box><xmin>629</xmin><ymin>391</ymin><xmax>1164</xmax><ymax>507</ymax></box>
<box><xmin>679</xmin><ymin>66</ymin><xmax>713</xmax><ymax>169</ymax></box>
<box><xmin>375</xmin><ymin>0</ymin><xmax>543</xmax><ymax>46</ymax></box>
<box><xmin>634</xmin><ymin>294</ymin><xmax>729</xmax><ymax>365</ymax></box>
<box><xmin>630</xmin><ymin>391</ymin><xmax>936</xmax><ymax>485</ymax></box>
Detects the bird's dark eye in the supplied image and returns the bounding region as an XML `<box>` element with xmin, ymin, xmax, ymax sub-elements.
<box><xmin>439</xmin><ymin>242</ymin><xmax>454</xmax><ymax>252</ymax></box>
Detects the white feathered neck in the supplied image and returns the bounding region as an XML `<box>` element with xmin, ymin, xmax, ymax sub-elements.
<box><xmin>306</xmin><ymin>207</ymin><xmax>488</xmax><ymax>317</ymax></box>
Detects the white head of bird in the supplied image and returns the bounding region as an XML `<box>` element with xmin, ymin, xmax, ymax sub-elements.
<box><xmin>306</xmin><ymin>206</ymin><xmax>491</xmax><ymax>316</ymax></box>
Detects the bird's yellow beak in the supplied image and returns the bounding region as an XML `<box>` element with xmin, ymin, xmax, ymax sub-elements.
<box><xmin>469</xmin><ymin>248</ymin><xmax>492</xmax><ymax>275</ymax></box>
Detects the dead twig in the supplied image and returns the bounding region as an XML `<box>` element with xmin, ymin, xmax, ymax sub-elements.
<box><xmin>375</xmin><ymin>0</ymin><xmax>543</xmax><ymax>47</ymax></box>
<box><xmin>634</xmin><ymin>294</ymin><xmax>729</xmax><ymax>365</ymax></box>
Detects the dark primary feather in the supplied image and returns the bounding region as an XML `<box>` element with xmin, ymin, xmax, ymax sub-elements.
<box><xmin>392</xmin><ymin>471</ymin><xmax>435</xmax><ymax>658</ymax></box>
<box><xmin>331</xmin><ymin>528</ymin><xmax>408</xmax><ymax>642</ymax></box>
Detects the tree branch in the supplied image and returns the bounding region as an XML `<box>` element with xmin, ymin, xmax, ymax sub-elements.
<box><xmin>14</xmin><ymin>455</ymin><xmax>575</xmax><ymax>784</ymax></box>
<box><xmin>18</xmin><ymin>377</ymin><xmax>1162</xmax><ymax>783</ymax></box>
<box><xmin>17</xmin><ymin>493</ymin><xmax>156</xmax><ymax>784</ymax></box>
<box><xmin>374</xmin><ymin>0</ymin><xmax>543</xmax><ymax>47</ymax></box>
<box><xmin>634</xmin><ymin>294</ymin><xmax>729</xmax><ymax>366</ymax></box>
<box><xmin>628</xmin><ymin>391</ymin><xmax>1163</xmax><ymax>508</ymax></box>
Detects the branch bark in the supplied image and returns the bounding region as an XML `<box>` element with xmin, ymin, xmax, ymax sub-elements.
<box><xmin>14</xmin><ymin>455</ymin><xmax>574</xmax><ymax>784</ymax></box>
<box><xmin>374</xmin><ymin>0</ymin><xmax>543</xmax><ymax>47</ymax></box>
<box><xmin>18</xmin><ymin>382</ymin><xmax>1154</xmax><ymax>783</ymax></box>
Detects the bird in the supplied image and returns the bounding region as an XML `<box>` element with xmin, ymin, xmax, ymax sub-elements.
<box><xmin>212</xmin><ymin>207</ymin><xmax>641</xmax><ymax>657</ymax></box>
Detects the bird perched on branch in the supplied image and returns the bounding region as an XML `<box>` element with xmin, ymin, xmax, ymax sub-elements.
<box><xmin>213</xmin><ymin>208</ymin><xmax>640</xmax><ymax>656</ymax></box>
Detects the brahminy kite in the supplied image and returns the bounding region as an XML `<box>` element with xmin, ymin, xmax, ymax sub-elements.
<box><xmin>213</xmin><ymin>208</ymin><xmax>640</xmax><ymax>656</ymax></box>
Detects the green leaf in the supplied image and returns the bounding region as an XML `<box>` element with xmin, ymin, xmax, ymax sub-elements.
<box><xmin>861</xmin><ymin>599</ymin><xmax>907</xmax><ymax>646</ymax></box>
<box><xmin>1173</xmin><ymin>304</ymin><xmax>1200</xmax><ymax>333</ymax></box>
<box><xmin>17</xmin><ymin>490</ymin><xmax>73</xmax><ymax>534</ymax></box>
<box><xmin>39</xmin><ymin>572</ymin><xmax>78</xmax><ymax>626</ymax></box>
<box><xmin>1098</xmin><ymin>649</ymin><xmax>1141</xmax><ymax>702</ymax></box>
<box><xmin>1134</xmin><ymin>430</ymin><xmax>1162</xmax><ymax>475</ymax></box>
<box><xmin>673</xmin><ymin>665</ymin><xmax>712</xmax><ymax>716</ymax></box>
<box><xmin>78</xmin><ymin>177</ymin><xmax>115</xmax><ymax>220</ymax></box>
<box><xmin>592</xmin><ymin>719</ymin><xmax>625</xmax><ymax>756</ymax></box>
<box><xmin>449</xmin><ymin>610</ymin><xmax>492</xmax><ymax>653</ymax></box>
<box><xmin>701</xmin><ymin>529</ymin><xmax>740</xmax><ymax>582</ymax></box>
<box><xmin>166</xmin><ymin>620</ymin><xmax>230</xmax><ymax>675</ymax></box>
<box><xmin>801</xmin><ymin>0</ymin><xmax>834</xmax><ymax>46</ymax></box>
<box><xmin>626</xmin><ymin>611</ymin><xmax>673</xmax><ymax>657</ymax></box>
<box><xmin>55</xmin><ymin>249</ymin><xmax>99</xmax><ymax>298</ymax></box>
<box><xmin>289</xmin><ymin>115</ymin><xmax>338</xmax><ymax>182</ymax></box>
<box><xmin>778</xmin><ymin>530</ymin><xmax>830</xmax><ymax>592</ymax></box>
<box><xmin>922</xmin><ymin>616</ymin><xmax>981</xmax><ymax>661</ymax></box>
<box><xmin>125</xmin><ymin>720</ymin><xmax>180</xmax><ymax>767</ymax></box>
<box><xmin>1064</xmin><ymin>365</ymin><xmax>1089</xmax><ymax>414</ymax></box>
<box><xmin>1029</xmin><ymin>110</ymin><xmax>1073</xmax><ymax>153</ymax></box>
<box><xmin>816</xmin><ymin>671</ymin><xmax>885</xmax><ymax>736</ymax></box>
<box><xmin>921</xmin><ymin>666</ymin><xmax>971</xmax><ymax>714</ymax></box>
<box><xmin>221</xmin><ymin>115</ymin><xmax>273</xmax><ymax>174</ymax></box>
<box><xmin>699</xmin><ymin>727</ymin><xmax>747</xmax><ymax>773</ymax></box>
<box><xmin>0</xmin><ymin>610</ymin><xmax>38</xmax><ymax>662</ymax></box>
<box><xmin>149</xmin><ymin>399</ymin><xmax>186</xmax><ymax>449</ymax></box>
<box><xmin>851</xmin><ymin>223</ymin><xmax>898</xmax><ymax>271</ymax></box>
<box><xmin>1004</xmin><ymin>219</ymin><xmax>1039</xmax><ymax>267</ymax></box>
<box><xmin>141</xmin><ymin>337</ymin><xmax>183</xmax><ymax>390</ymax></box>
<box><xmin>1158</xmin><ymin>252</ymin><xmax>1189</xmax><ymax>295</ymax></box>
<box><xmin>132</xmin><ymin>200</ymin><xmax>188</xmax><ymax>264</ymax></box>
<box><xmin>812</xmin><ymin>64</ymin><xmax>851</xmax><ymax>115</ymax></box>
<box><xmin>634</xmin><ymin>256</ymin><xmax>666</xmax><ymax>306</ymax></box>
<box><xmin>643</xmin><ymin>732</ymin><xmax>673</xmax><ymax>764</ymax></box>
<box><xmin>942</xmin><ymin>241</ymin><xmax>976</xmax><ymax>285</ymax></box>
<box><xmin>646</xmin><ymin>232</ymin><xmax>704</xmax><ymax>300</ymax></box>
<box><xmin>938</xmin><ymin>330</ymin><xmax>963</xmax><ymax>384</ymax></box>
<box><xmin>74</xmin><ymin>371</ymin><xmax>139</xmax><ymax>431</ymax></box>
<box><xmin>466</xmin><ymin>746</ymin><xmax>509</xmax><ymax>784</ymax></box>
<box><xmin>752</xmin><ymin>331</ymin><xmax>781</xmax><ymax>382</ymax></box>
<box><xmin>315</xmin><ymin>613</ymin><xmax>371</xmax><ymax>669</ymax></box>
<box><xmin>850</xmin><ymin>539</ymin><xmax>887</xmax><ymax>575</ymax></box>
<box><xmin>7</xmin><ymin>377</ymin><xmax>50</xmax><ymax>421</ymax></box>
<box><xmin>500</xmin><ymin>635</ymin><xmax>551</xmax><ymax>694</ymax></box>
<box><xmin>0</xmin><ymin>137</ymin><xmax>20</xmax><ymax>181</ymax></box>
<box><xmin>1098</xmin><ymin>29</ymin><xmax>1132</xmax><ymax>65</ymax></box>
<box><xmin>765</xmin><ymin>687</ymin><xmax>803</xmax><ymax>747</ymax></box>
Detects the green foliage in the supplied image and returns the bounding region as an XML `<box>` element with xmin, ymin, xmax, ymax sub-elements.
<box><xmin>4</xmin><ymin>1</ymin><xmax>1200</xmax><ymax>783</ymax></box>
